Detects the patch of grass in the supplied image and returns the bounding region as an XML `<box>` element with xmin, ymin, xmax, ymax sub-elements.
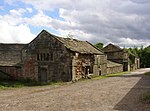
<box><xmin>92</xmin><ymin>75</ymin><xmax>107</xmax><ymax>80</ymax></box>
<box><xmin>0</xmin><ymin>71</ymin><xmax>129</xmax><ymax>90</ymax></box>
<box><xmin>0</xmin><ymin>81</ymin><xmax>25</xmax><ymax>90</ymax></box>
<box><xmin>0</xmin><ymin>80</ymin><xmax>66</xmax><ymax>90</ymax></box>
<box><xmin>144</xmin><ymin>72</ymin><xmax>150</xmax><ymax>76</ymax></box>
<box><xmin>0</xmin><ymin>81</ymin><xmax>38</xmax><ymax>90</ymax></box>
<box><xmin>106</xmin><ymin>72</ymin><xmax>128</xmax><ymax>77</ymax></box>
<box><xmin>48</xmin><ymin>81</ymin><xmax>66</xmax><ymax>85</ymax></box>
<box><xmin>142</xmin><ymin>93</ymin><xmax>150</xmax><ymax>104</ymax></box>
<box><xmin>93</xmin><ymin>71</ymin><xmax>128</xmax><ymax>80</ymax></box>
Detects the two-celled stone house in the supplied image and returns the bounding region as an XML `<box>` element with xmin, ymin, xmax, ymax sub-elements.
<box><xmin>102</xmin><ymin>43</ymin><xmax>140</xmax><ymax>71</ymax></box>
<box><xmin>0</xmin><ymin>30</ymin><xmax>107</xmax><ymax>82</ymax></box>
<box><xmin>21</xmin><ymin>30</ymin><xmax>107</xmax><ymax>82</ymax></box>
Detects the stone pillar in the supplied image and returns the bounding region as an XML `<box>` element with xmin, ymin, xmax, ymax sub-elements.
<box><xmin>72</xmin><ymin>57</ymin><xmax>76</xmax><ymax>81</ymax></box>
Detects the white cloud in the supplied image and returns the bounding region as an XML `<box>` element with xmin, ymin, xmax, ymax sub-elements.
<box><xmin>130</xmin><ymin>0</ymin><xmax>150</xmax><ymax>4</ymax></box>
<box><xmin>26</xmin><ymin>8</ymin><xmax>33</xmax><ymax>13</ymax></box>
<box><xmin>24</xmin><ymin>10</ymin><xmax>52</xmax><ymax>27</ymax></box>
<box><xmin>3</xmin><ymin>0</ymin><xmax>150</xmax><ymax>47</ymax></box>
<box><xmin>9</xmin><ymin>8</ymin><xmax>26</xmax><ymax>16</ymax></box>
<box><xmin>0</xmin><ymin>6</ymin><xmax>4</xmax><ymax>10</ymax></box>
<box><xmin>0</xmin><ymin>20</ymin><xmax>35</xmax><ymax>43</ymax></box>
<box><xmin>0</xmin><ymin>7</ymin><xmax>36</xmax><ymax>43</ymax></box>
<box><xmin>0</xmin><ymin>8</ymin><xmax>35</xmax><ymax>26</ymax></box>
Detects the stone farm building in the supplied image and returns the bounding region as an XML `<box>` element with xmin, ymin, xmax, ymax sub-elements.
<box><xmin>102</xmin><ymin>43</ymin><xmax>140</xmax><ymax>71</ymax></box>
<box><xmin>107</xmin><ymin>60</ymin><xmax>123</xmax><ymax>74</ymax></box>
<box><xmin>0</xmin><ymin>30</ymin><xmax>108</xmax><ymax>82</ymax></box>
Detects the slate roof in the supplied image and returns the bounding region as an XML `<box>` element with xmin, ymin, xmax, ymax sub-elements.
<box><xmin>0</xmin><ymin>43</ymin><xmax>26</xmax><ymax>51</ymax></box>
<box><xmin>32</xmin><ymin>30</ymin><xmax>103</xmax><ymax>55</ymax></box>
<box><xmin>107</xmin><ymin>60</ymin><xmax>122</xmax><ymax>68</ymax></box>
<box><xmin>55</xmin><ymin>36</ymin><xmax>103</xmax><ymax>54</ymax></box>
<box><xmin>0</xmin><ymin>44</ymin><xmax>26</xmax><ymax>66</ymax></box>
<box><xmin>26</xmin><ymin>30</ymin><xmax>104</xmax><ymax>55</ymax></box>
<box><xmin>102</xmin><ymin>43</ymin><xmax>123</xmax><ymax>52</ymax></box>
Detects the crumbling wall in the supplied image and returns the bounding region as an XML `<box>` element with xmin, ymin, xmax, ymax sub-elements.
<box><xmin>72</xmin><ymin>53</ymin><xmax>102</xmax><ymax>80</ymax></box>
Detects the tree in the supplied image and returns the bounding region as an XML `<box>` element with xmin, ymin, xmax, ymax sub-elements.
<box><xmin>141</xmin><ymin>45</ymin><xmax>150</xmax><ymax>68</ymax></box>
<box><xmin>94</xmin><ymin>42</ymin><xmax>104</xmax><ymax>49</ymax></box>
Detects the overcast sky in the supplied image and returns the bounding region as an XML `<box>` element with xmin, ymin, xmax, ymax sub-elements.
<box><xmin>0</xmin><ymin>0</ymin><xmax>150</xmax><ymax>47</ymax></box>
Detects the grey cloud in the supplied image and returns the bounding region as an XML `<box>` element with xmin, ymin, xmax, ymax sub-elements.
<box><xmin>5</xmin><ymin>0</ymin><xmax>150</xmax><ymax>47</ymax></box>
<box><xmin>130</xmin><ymin>0</ymin><xmax>150</xmax><ymax>4</ymax></box>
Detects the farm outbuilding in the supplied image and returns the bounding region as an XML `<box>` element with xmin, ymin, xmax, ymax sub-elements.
<box><xmin>0</xmin><ymin>30</ymin><xmax>108</xmax><ymax>82</ymax></box>
<box><xmin>107</xmin><ymin>60</ymin><xmax>123</xmax><ymax>74</ymax></box>
<box><xmin>102</xmin><ymin>43</ymin><xmax>140</xmax><ymax>72</ymax></box>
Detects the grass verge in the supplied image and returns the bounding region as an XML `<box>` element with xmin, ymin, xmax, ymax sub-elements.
<box><xmin>0</xmin><ymin>71</ymin><xmax>129</xmax><ymax>90</ymax></box>
<box><xmin>142</xmin><ymin>93</ymin><xmax>150</xmax><ymax>104</ymax></box>
<box><xmin>93</xmin><ymin>71</ymin><xmax>129</xmax><ymax>80</ymax></box>
<box><xmin>0</xmin><ymin>80</ymin><xmax>65</xmax><ymax>90</ymax></box>
<box><xmin>144</xmin><ymin>72</ymin><xmax>150</xmax><ymax>76</ymax></box>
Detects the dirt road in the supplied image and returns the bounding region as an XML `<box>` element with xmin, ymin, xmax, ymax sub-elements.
<box><xmin>0</xmin><ymin>68</ymin><xmax>150</xmax><ymax>111</ymax></box>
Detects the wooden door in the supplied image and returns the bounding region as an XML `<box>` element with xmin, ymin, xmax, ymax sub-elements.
<box><xmin>39</xmin><ymin>68</ymin><xmax>48</xmax><ymax>83</ymax></box>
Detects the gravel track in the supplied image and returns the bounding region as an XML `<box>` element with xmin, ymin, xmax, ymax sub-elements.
<box><xmin>0</xmin><ymin>68</ymin><xmax>150</xmax><ymax>111</ymax></box>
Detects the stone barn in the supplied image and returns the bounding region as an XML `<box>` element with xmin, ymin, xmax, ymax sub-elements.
<box><xmin>102</xmin><ymin>43</ymin><xmax>140</xmax><ymax>71</ymax></box>
<box><xmin>102</xmin><ymin>43</ymin><xmax>130</xmax><ymax>71</ymax></box>
<box><xmin>0</xmin><ymin>44</ymin><xmax>26</xmax><ymax>80</ymax></box>
<box><xmin>20</xmin><ymin>30</ymin><xmax>107</xmax><ymax>82</ymax></box>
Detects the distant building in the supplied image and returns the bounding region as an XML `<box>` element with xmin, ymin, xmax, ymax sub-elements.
<box><xmin>107</xmin><ymin>60</ymin><xmax>123</xmax><ymax>74</ymax></box>
<box><xmin>102</xmin><ymin>43</ymin><xmax>140</xmax><ymax>71</ymax></box>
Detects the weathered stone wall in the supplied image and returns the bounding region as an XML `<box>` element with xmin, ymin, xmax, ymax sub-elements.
<box><xmin>107</xmin><ymin>65</ymin><xmax>123</xmax><ymax>74</ymax></box>
<box><xmin>71</xmin><ymin>53</ymin><xmax>107</xmax><ymax>81</ymax></box>
<box><xmin>21</xmin><ymin>31</ymin><xmax>72</xmax><ymax>82</ymax></box>
<box><xmin>130</xmin><ymin>57</ymin><xmax>140</xmax><ymax>71</ymax></box>
<box><xmin>106</xmin><ymin>51</ymin><xmax>123</xmax><ymax>60</ymax></box>
<box><xmin>0</xmin><ymin>44</ymin><xmax>25</xmax><ymax>79</ymax></box>
<box><xmin>94</xmin><ymin>55</ymin><xmax>107</xmax><ymax>75</ymax></box>
<box><xmin>136</xmin><ymin>58</ymin><xmax>140</xmax><ymax>69</ymax></box>
<box><xmin>0</xmin><ymin>66</ymin><xmax>21</xmax><ymax>79</ymax></box>
<box><xmin>72</xmin><ymin>53</ymin><xmax>95</xmax><ymax>80</ymax></box>
<box><xmin>103</xmin><ymin>44</ymin><xmax>130</xmax><ymax>71</ymax></box>
<box><xmin>0</xmin><ymin>44</ymin><xmax>25</xmax><ymax>64</ymax></box>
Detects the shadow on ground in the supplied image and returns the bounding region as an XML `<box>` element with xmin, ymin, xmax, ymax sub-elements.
<box><xmin>113</xmin><ymin>74</ymin><xmax>150</xmax><ymax>111</ymax></box>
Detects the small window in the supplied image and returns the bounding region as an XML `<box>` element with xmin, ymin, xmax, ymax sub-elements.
<box><xmin>37</xmin><ymin>53</ymin><xmax>51</xmax><ymax>61</ymax></box>
<box><xmin>46</xmin><ymin>53</ymin><xmax>49</xmax><ymax>61</ymax></box>
<box><xmin>37</xmin><ymin>54</ymin><xmax>40</xmax><ymax>60</ymax></box>
<box><xmin>50</xmin><ymin>53</ymin><xmax>53</xmax><ymax>61</ymax></box>
<box><xmin>40</xmin><ymin>53</ymin><xmax>43</xmax><ymax>61</ymax></box>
